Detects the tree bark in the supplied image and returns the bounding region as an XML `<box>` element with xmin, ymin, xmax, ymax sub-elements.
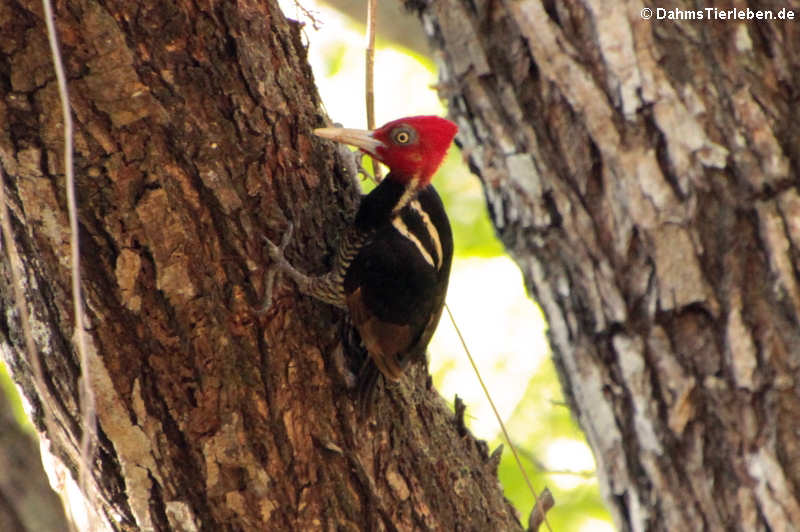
<box><xmin>409</xmin><ymin>0</ymin><xmax>800</xmax><ymax>530</ymax></box>
<box><xmin>0</xmin><ymin>1</ymin><xmax>520</xmax><ymax>530</ymax></box>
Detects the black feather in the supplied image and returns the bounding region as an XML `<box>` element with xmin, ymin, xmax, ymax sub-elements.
<box><xmin>343</xmin><ymin>175</ymin><xmax>453</xmax><ymax>414</ymax></box>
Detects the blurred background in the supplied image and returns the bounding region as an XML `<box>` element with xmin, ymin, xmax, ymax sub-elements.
<box><xmin>277</xmin><ymin>1</ymin><xmax>614</xmax><ymax>530</ymax></box>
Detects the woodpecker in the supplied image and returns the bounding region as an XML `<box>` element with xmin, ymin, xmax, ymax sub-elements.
<box><xmin>264</xmin><ymin>115</ymin><xmax>457</xmax><ymax>411</ymax></box>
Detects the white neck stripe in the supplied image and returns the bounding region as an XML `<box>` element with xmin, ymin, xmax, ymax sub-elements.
<box><xmin>409</xmin><ymin>199</ymin><xmax>443</xmax><ymax>269</ymax></box>
<box><xmin>391</xmin><ymin>216</ymin><xmax>435</xmax><ymax>268</ymax></box>
<box><xmin>391</xmin><ymin>177</ymin><xmax>420</xmax><ymax>215</ymax></box>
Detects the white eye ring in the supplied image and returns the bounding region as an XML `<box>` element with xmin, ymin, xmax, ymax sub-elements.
<box><xmin>394</xmin><ymin>130</ymin><xmax>411</xmax><ymax>144</ymax></box>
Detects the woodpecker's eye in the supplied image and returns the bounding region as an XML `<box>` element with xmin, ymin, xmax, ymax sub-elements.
<box><xmin>390</xmin><ymin>127</ymin><xmax>417</xmax><ymax>145</ymax></box>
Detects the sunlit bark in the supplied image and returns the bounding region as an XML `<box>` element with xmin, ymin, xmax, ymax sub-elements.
<box><xmin>410</xmin><ymin>0</ymin><xmax>800</xmax><ymax>529</ymax></box>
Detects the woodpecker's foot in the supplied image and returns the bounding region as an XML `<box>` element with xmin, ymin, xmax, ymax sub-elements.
<box><xmin>259</xmin><ymin>224</ymin><xmax>311</xmax><ymax>312</ymax></box>
<box><xmin>263</xmin><ymin>223</ymin><xmax>294</xmax><ymax>270</ymax></box>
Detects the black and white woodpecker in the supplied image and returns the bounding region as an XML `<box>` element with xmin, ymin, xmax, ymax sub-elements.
<box><xmin>264</xmin><ymin>115</ymin><xmax>458</xmax><ymax>409</ymax></box>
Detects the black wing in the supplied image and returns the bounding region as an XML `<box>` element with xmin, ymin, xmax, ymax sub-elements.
<box><xmin>344</xmin><ymin>185</ymin><xmax>453</xmax><ymax>382</ymax></box>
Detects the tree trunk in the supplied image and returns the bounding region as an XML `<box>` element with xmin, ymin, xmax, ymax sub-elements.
<box><xmin>0</xmin><ymin>1</ymin><xmax>521</xmax><ymax>530</ymax></box>
<box><xmin>409</xmin><ymin>0</ymin><xmax>800</xmax><ymax>530</ymax></box>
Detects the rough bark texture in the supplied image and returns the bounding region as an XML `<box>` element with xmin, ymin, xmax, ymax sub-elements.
<box><xmin>409</xmin><ymin>0</ymin><xmax>800</xmax><ymax>530</ymax></box>
<box><xmin>0</xmin><ymin>1</ymin><xmax>520</xmax><ymax>530</ymax></box>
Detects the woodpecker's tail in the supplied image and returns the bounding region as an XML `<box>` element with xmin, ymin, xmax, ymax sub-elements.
<box><xmin>356</xmin><ymin>360</ymin><xmax>381</xmax><ymax>418</ymax></box>
<box><xmin>342</xmin><ymin>319</ymin><xmax>382</xmax><ymax>419</ymax></box>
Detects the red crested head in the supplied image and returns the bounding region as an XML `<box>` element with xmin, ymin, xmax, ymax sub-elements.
<box><xmin>369</xmin><ymin>116</ymin><xmax>458</xmax><ymax>184</ymax></box>
<box><xmin>314</xmin><ymin>115</ymin><xmax>458</xmax><ymax>186</ymax></box>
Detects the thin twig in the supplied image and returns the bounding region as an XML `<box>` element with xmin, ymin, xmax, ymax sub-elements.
<box><xmin>364</xmin><ymin>0</ymin><xmax>382</xmax><ymax>182</ymax></box>
<box><xmin>445</xmin><ymin>304</ymin><xmax>554</xmax><ymax>532</ymax></box>
<box><xmin>291</xmin><ymin>0</ymin><xmax>322</xmax><ymax>30</ymax></box>
<box><xmin>41</xmin><ymin>0</ymin><xmax>97</xmax><ymax>527</ymax></box>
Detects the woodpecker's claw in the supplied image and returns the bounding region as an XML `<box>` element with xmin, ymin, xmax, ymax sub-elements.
<box><xmin>263</xmin><ymin>223</ymin><xmax>294</xmax><ymax>269</ymax></box>
<box><xmin>259</xmin><ymin>223</ymin><xmax>304</xmax><ymax>312</ymax></box>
